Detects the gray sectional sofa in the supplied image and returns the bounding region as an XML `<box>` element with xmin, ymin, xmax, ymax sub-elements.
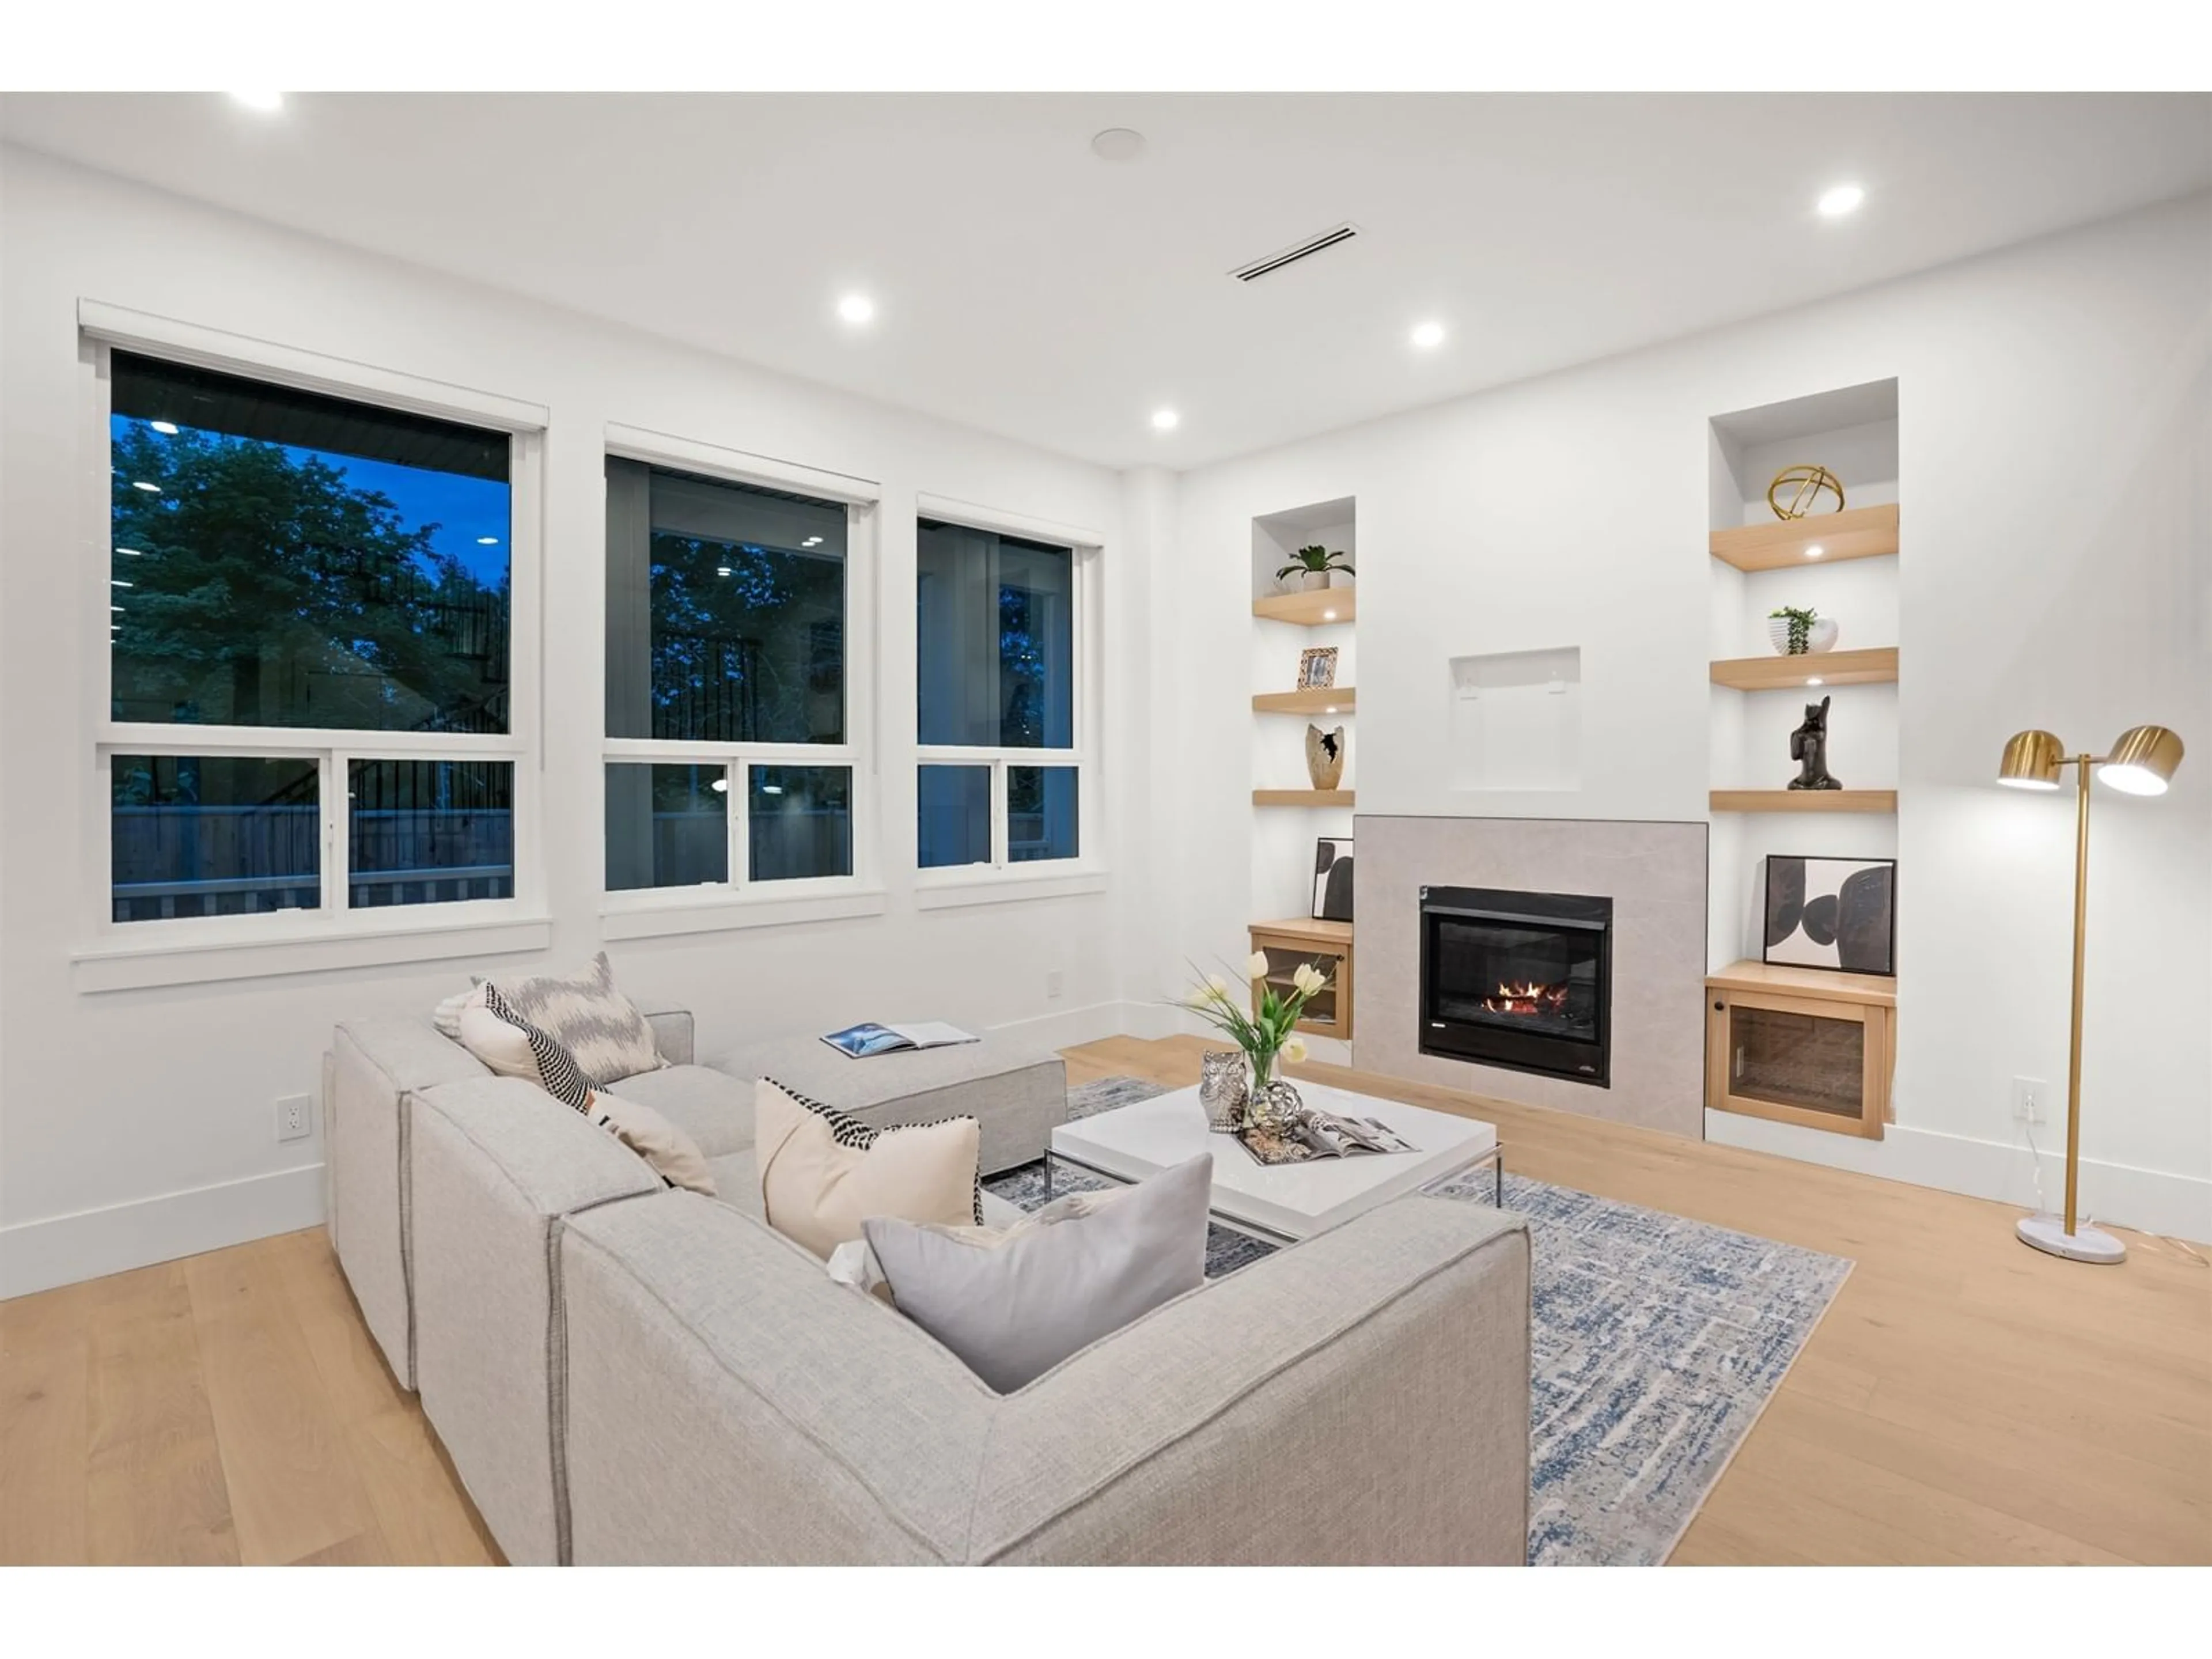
<box><xmin>324</xmin><ymin>1005</ymin><xmax>1533</xmax><ymax>1566</ymax></box>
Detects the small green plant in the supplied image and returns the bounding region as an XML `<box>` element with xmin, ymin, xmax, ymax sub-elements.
<box><xmin>1277</xmin><ymin>544</ymin><xmax>1355</xmax><ymax>583</ymax></box>
<box><xmin>1770</xmin><ymin>604</ymin><xmax>1820</xmax><ymax>655</ymax></box>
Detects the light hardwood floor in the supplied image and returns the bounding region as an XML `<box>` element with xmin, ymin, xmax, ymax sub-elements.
<box><xmin>2</xmin><ymin>1034</ymin><xmax>2205</xmax><ymax>1565</ymax></box>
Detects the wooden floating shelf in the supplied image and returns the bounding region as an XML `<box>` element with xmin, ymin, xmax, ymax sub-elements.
<box><xmin>1710</xmin><ymin>646</ymin><xmax>1897</xmax><ymax>691</ymax></box>
<box><xmin>1709</xmin><ymin>503</ymin><xmax>1899</xmax><ymax>571</ymax></box>
<box><xmin>1710</xmin><ymin>789</ymin><xmax>1897</xmax><ymax>814</ymax></box>
<box><xmin>1252</xmin><ymin>686</ymin><xmax>1357</xmax><ymax>715</ymax></box>
<box><xmin>1253</xmin><ymin>789</ymin><xmax>1355</xmax><ymax>808</ymax></box>
<box><xmin>1252</xmin><ymin>588</ymin><xmax>1358</xmax><ymax>626</ymax></box>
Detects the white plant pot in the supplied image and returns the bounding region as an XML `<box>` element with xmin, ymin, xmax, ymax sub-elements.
<box><xmin>1768</xmin><ymin>616</ymin><xmax>1840</xmax><ymax>656</ymax></box>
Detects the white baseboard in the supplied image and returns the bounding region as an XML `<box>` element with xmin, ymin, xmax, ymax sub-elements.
<box><xmin>0</xmin><ymin>1162</ymin><xmax>327</xmax><ymax>1301</ymax></box>
<box><xmin>986</xmin><ymin>998</ymin><xmax>1150</xmax><ymax>1052</ymax></box>
<box><xmin>1703</xmin><ymin>1111</ymin><xmax>2211</xmax><ymax>1245</ymax></box>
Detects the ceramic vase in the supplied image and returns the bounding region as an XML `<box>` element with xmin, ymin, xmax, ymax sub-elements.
<box><xmin>1305</xmin><ymin>725</ymin><xmax>1347</xmax><ymax>790</ymax></box>
<box><xmin>1198</xmin><ymin>1050</ymin><xmax>1249</xmax><ymax>1134</ymax></box>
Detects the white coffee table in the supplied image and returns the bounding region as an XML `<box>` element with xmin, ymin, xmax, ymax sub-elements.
<box><xmin>1048</xmin><ymin>1080</ymin><xmax>1502</xmax><ymax>1245</ymax></box>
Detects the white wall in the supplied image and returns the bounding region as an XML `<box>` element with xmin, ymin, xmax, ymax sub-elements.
<box><xmin>0</xmin><ymin>148</ymin><xmax>1144</xmax><ymax>1297</ymax></box>
<box><xmin>1162</xmin><ymin>193</ymin><xmax>2212</xmax><ymax>1239</ymax></box>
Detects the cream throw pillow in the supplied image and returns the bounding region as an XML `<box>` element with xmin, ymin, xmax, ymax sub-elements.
<box><xmin>457</xmin><ymin>999</ymin><xmax>539</xmax><ymax>1081</ymax></box>
<box><xmin>753</xmin><ymin>1078</ymin><xmax>980</xmax><ymax>1260</ymax></box>
<box><xmin>595</xmin><ymin>1092</ymin><xmax>717</xmax><ymax>1197</ymax></box>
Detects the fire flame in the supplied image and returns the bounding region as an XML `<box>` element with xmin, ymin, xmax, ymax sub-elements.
<box><xmin>1482</xmin><ymin>980</ymin><xmax>1570</xmax><ymax>1017</ymax></box>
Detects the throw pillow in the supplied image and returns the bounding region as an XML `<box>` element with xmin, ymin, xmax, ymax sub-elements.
<box><xmin>477</xmin><ymin>983</ymin><xmax>714</xmax><ymax>1195</ymax></box>
<box><xmin>863</xmin><ymin>1153</ymin><xmax>1212</xmax><ymax>1393</ymax></box>
<box><xmin>431</xmin><ymin>984</ymin><xmax>479</xmax><ymax>1040</ymax></box>
<box><xmin>478</xmin><ymin>952</ymin><xmax>661</xmax><ymax>1086</ymax></box>
<box><xmin>753</xmin><ymin>1078</ymin><xmax>980</xmax><ymax>1260</ymax></box>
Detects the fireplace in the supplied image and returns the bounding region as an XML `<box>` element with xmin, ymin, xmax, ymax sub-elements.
<box><xmin>1419</xmin><ymin>885</ymin><xmax>1612</xmax><ymax>1086</ymax></box>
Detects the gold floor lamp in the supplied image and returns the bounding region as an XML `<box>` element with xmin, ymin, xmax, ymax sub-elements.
<box><xmin>1996</xmin><ymin>724</ymin><xmax>2186</xmax><ymax>1264</ymax></box>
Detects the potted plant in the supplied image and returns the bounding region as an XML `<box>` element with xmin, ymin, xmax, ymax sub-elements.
<box><xmin>1767</xmin><ymin>605</ymin><xmax>1839</xmax><ymax>656</ymax></box>
<box><xmin>1276</xmin><ymin>544</ymin><xmax>1355</xmax><ymax>593</ymax></box>
<box><xmin>1181</xmin><ymin>954</ymin><xmax>1333</xmax><ymax>1131</ymax></box>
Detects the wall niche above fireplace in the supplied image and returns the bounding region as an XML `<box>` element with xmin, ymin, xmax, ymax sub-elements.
<box><xmin>1419</xmin><ymin>885</ymin><xmax>1612</xmax><ymax>1086</ymax></box>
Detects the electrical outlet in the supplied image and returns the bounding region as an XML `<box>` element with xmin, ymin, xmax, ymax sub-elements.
<box><xmin>276</xmin><ymin>1093</ymin><xmax>313</xmax><ymax>1143</ymax></box>
<box><xmin>1046</xmin><ymin>969</ymin><xmax>1066</xmax><ymax>1001</ymax></box>
<box><xmin>2012</xmin><ymin>1077</ymin><xmax>2048</xmax><ymax>1124</ymax></box>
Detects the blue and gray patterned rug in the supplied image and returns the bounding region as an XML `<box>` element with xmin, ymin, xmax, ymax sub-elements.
<box><xmin>986</xmin><ymin>1075</ymin><xmax>1852</xmax><ymax>1566</ymax></box>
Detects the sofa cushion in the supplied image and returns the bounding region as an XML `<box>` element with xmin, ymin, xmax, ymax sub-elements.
<box><xmin>754</xmin><ymin>1079</ymin><xmax>980</xmax><ymax>1260</ymax></box>
<box><xmin>482</xmin><ymin>952</ymin><xmax>661</xmax><ymax>1086</ymax></box>
<box><xmin>604</xmin><ymin>1065</ymin><xmax>755</xmax><ymax>1160</ymax></box>
<box><xmin>864</xmin><ymin>1154</ymin><xmax>1211</xmax><ymax>1393</ymax></box>
<box><xmin>595</xmin><ymin>1094</ymin><xmax>716</xmax><ymax>1196</ymax></box>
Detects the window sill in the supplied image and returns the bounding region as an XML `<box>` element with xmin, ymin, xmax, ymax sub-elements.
<box><xmin>72</xmin><ymin>913</ymin><xmax>555</xmax><ymax>993</ymax></box>
<box><xmin>912</xmin><ymin>866</ymin><xmax>1109</xmax><ymax>910</ymax></box>
<box><xmin>600</xmin><ymin>887</ymin><xmax>889</xmax><ymax>940</ymax></box>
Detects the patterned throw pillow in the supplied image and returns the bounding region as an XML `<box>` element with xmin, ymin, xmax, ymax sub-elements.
<box><xmin>478</xmin><ymin>952</ymin><xmax>660</xmax><ymax>1086</ymax></box>
<box><xmin>480</xmin><ymin>983</ymin><xmax>714</xmax><ymax>1195</ymax></box>
<box><xmin>753</xmin><ymin>1078</ymin><xmax>982</xmax><ymax>1260</ymax></box>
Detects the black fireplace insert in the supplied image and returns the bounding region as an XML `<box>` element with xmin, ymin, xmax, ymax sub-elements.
<box><xmin>1419</xmin><ymin>885</ymin><xmax>1612</xmax><ymax>1086</ymax></box>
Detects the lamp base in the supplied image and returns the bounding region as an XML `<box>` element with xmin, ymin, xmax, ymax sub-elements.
<box><xmin>2016</xmin><ymin>1213</ymin><xmax>2127</xmax><ymax>1264</ymax></box>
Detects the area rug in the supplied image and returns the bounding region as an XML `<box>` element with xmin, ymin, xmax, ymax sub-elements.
<box><xmin>986</xmin><ymin>1075</ymin><xmax>1853</xmax><ymax>1566</ymax></box>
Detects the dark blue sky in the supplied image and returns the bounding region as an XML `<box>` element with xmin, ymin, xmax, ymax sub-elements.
<box><xmin>116</xmin><ymin>416</ymin><xmax>512</xmax><ymax>586</ymax></box>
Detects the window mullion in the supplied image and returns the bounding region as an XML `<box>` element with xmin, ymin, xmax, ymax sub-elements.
<box><xmin>324</xmin><ymin>749</ymin><xmax>346</xmax><ymax>918</ymax></box>
<box><xmin>730</xmin><ymin>759</ymin><xmax>751</xmax><ymax>891</ymax></box>
<box><xmin>990</xmin><ymin>759</ymin><xmax>1009</xmax><ymax>870</ymax></box>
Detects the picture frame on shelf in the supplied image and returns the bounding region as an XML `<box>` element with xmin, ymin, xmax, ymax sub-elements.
<box><xmin>1297</xmin><ymin>646</ymin><xmax>1339</xmax><ymax>690</ymax></box>
<box><xmin>1312</xmin><ymin>838</ymin><xmax>1354</xmax><ymax>921</ymax></box>
<box><xmin>1763</xmin><ymin>855</ymin><xmax>1895</xmax><ymax>975</ymax></box>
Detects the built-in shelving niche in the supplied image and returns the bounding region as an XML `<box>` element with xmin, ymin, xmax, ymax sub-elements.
<box><xmin>1250</xmin><ymin>495</ymin><xmax>1357</xmax><ymax>1062</ymax></box>
<box><xmin>1706</xmin><ymin>378</ymin><xmax>1900</xmax><ymax>974</ymax></box>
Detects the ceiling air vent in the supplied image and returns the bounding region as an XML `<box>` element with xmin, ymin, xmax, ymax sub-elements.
<box><xmin>1229</xmin><ymin>221</ymin><xmax>1361</xmax><ymax>283</ymax></box>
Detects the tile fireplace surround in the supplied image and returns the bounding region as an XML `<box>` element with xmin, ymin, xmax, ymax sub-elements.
<box><xmin>1357</xmin><ymin>816</ymin><xmax>1709</xmax><ymax>1137</ymax></box>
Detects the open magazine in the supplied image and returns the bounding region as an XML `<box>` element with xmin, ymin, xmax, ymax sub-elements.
<box><xmin>1237</xmin><ymin>1109</ymin><xmax>1418</xmax><ymax>1167</ymax></box>
<box><xmin>819</xmin><ymin>1021</ymin><xmax>980</xmax><ymax>1059</ymax></box>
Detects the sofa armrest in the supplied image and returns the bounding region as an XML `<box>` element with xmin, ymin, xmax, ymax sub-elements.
<box><xmin>409</xmin><ymin>1077</ymin><xmax>664</xmax><ymax>1565</ymax></box>
<box><xmin>636</xmin><ymin>1004</ymin><xmax>695</xmax><ymax>1067</ymax></box>
<box><xmin>970</xmin><ymin>1196</ymin><xmax>1531</xmax><ymax>1565</ymax></box>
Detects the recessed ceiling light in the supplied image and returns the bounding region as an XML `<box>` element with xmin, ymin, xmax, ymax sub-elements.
<box><xmin>836</xmin><ymin>293</ymin><xmax>876</xmax><ymax>325</ymax></box>
<box><xmin>716</xmin><ymin>565</ymin><xmax>733</xmax><ymax>577</ymax></box>
<box><xmin>111</xmin><ymin>604</ymin><xmax>124</xmax><ymax>613</ymax></box>
<box><xmin>1410</xmin><ymin>320</ymin><xmax>1446</xmax><ymax>350</ymax></box>
<box><xmin>475</xmin><ymin>535</ymin><xmax>500</xmax><ymax>546</ymax></box>
<box><xmin>149</xmin><ymin>420</ymin><xmax>179</xmax><ymax>435</ymax></box>
<box><xmin>229</xmin><ymin>92</ymin><xmax>285</xmax><ymax>115</ymax></box>
<box><xmin>1322</xmin><ymin>609</ymin><xmax>1339</xmax><ymax>621</ymax></box>
<box><xmin>1807</xmin><ymin>677</ymin><xmax>1825</xmax><ymax>687</ymax></box>
<box><xmin>116</xmin><ymin>547</ymin><xmax>142</xmax><ymax>557</ymax></box>
<box><xmin>1150</xmin><ymin>408</ymin><xmax>1180</xmax><ymax>431</ymax></box>
<box><xmin>1324</xmin><ymin>706</ymin><xmax>1339</xmax><ymax>715</ymax></box>
<box><xmin>111</xmin><ymin>579</ymin><xmax>132</xmax><ymax>588</ymax></box>
<box><xmin>1090</xmin><ymin>128</ymin><xmax>1145</xmax><ymax>162</ymax></box>
<box><xmin>1816</xmin><ymin>183</ymin><xmax>1865</xmax><ymax>218</ymax></box>
<box><xmin>1804</xmin><ymin>544</ymin><xmax>1825</xmax><ymax>559</ymax></box>
<box><xmin>131</xmin><ymin>480</ymin><xmax>160</xmax><ymax>493</ymax></box>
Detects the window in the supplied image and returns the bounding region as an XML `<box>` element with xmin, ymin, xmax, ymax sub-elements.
<box><xmin>915</xmin><ymin>518</ymin><xmax>1088</xmax><ymax>872</ymax></box>
<box><xmin>98</xmin><ymin>349</ymin><xmax>530</xmax><ymax>934</ymax></box>
<box><xmin>604</xmin><ymin>456</ymin><xmax>866</xmax><ymax>907</ymax></box>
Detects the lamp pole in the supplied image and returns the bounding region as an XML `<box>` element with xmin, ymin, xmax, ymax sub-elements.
<box><xmin>2063</xmin><ymin>754</ymin><xmax>2092</xmax><ymax>1238</ymax></box>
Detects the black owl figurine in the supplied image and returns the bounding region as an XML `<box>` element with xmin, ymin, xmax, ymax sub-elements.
<box><xmin>1787</xmin><ymin>695</ymin><xmax>1841</xmax><ymax>790</ymax></box>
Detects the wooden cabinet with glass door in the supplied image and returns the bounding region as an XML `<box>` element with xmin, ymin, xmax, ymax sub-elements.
<box><xmin>1705</xmin><ymin>960</ymin><xmax>1895</xmax><ymax>1139</ymax></box>
<box><xmin>1247</xmin><ymin>918</ymin><xmax>1354</xmax><ymax>1041</ymax></box>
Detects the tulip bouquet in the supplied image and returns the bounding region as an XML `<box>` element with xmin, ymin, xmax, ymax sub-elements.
<box><xmin>1183</xmin><ymin>952</ymin><xmax>1334</xmax><ymax>1127</ymax></box>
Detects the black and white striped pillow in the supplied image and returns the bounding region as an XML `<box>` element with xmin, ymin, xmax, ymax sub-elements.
<box><xmin>763</xmin><ymin>1077</ymin><xmax>983</xmax><ymax>1225</ymax></box>
<box><xmin>483</xmin><ymin>980</ymin><xmax>596</xmax><ymax>1113</ymax></box>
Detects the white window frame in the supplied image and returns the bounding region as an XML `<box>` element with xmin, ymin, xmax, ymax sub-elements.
<box><xmin>599</xmin><ymin>426</ymin><xmax>884</xmax><ymax>940</ymax></box>
<box><xmin>912</xmin><ymin>494</ymin><xmax>1105</xmax><ymax>907</ymax></box>
<box><xmin>73</xmin><ymin>304</ymin><xmax>550</xmax><ymax>991</ymax></box>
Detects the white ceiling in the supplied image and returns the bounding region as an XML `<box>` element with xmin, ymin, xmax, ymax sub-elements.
<box><xmin>6</xmin><ymin>93</ymin><xmax>2210</xmax><ymax>469</ymax></box>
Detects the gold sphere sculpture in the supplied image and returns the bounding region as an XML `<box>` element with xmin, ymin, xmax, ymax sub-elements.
<box><xmin>1767</xmin><ymin>464</ymin><xmax>1846</xmax><ymax>520</ymax></box>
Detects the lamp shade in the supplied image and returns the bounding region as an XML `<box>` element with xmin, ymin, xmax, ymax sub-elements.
<box><xmin>1997</xmin><ymin>729</ymin><xmax>2065</xmax><ymax>790</ymax></box>
<box><xmin>2100</xmin><ymin>725</ymin><xmax>2184</xmax><ymax>796</ymax></box>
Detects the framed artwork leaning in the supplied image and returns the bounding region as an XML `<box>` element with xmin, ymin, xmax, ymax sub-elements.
<box><xmin>1312</xmin><ymin>838</ymin><xmax>1354</xmax><ymax>921</ymax></box>
<box><xmin>1763</xmin><ymin>855</ymin><xmax>1895</xmax><ymax>975</ymax></box>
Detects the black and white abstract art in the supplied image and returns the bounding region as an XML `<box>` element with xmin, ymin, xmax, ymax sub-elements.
<box><xmin>1763</xmin><ymin>855</ymin><xmax>1895</xmax><ymax>975</ymax></box>
<box><xmin>1312</xmin><ymin>837</ymin><xmax>1354</xmax><ymax>922</ymax></box>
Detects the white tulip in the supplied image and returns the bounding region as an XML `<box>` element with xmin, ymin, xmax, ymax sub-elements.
<box><xmin>1292</xmin><ymin>962</ymin><xmax>1327</xmax><ymax>997</ymax></box>
<box><xmin>1206</xmin><ymin>973</ymin><xmax>1232</xmax><ymax>1000</ymax></box>
<box><xmin>1247</xmin><ymin>951</ymin><xmax>1272</xmax><ymax>980</ymax></box>
<box><xmin>1283</xmin><ymin>1036</ymin><xmax>1309</xmax><ymax>1065</ymax></box>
